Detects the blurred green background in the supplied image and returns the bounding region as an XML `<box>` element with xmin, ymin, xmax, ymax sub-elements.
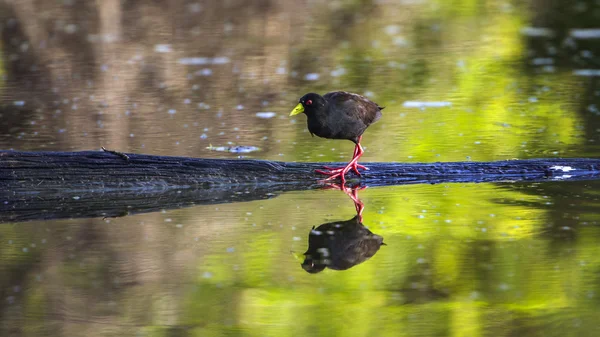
<box><xmin>1</xmin><ymin>0</ymin><xmax>600</xmax><ymax>336</ymax></box>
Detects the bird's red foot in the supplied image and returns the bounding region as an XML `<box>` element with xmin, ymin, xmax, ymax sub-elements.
<box><xmin>316</xmin><ymin>162</ymin><xmax>368</xmax><ymax>178</ymax></box>
<box><xmin>316</xmin><ymin>170</ymin><xmax>348</xmax><ymax>185</ymax></box>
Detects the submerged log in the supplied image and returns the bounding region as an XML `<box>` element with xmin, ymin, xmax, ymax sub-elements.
<box><xmin>1</xmin><ymin>150</ymin><xmax>600</xmax><ymax>223</ymax></box>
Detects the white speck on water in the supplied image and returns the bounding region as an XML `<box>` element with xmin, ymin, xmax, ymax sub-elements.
<box><xmin>570</xmin><ymin>29</ymin><xmax>600</xmax><ymax>39</ymax></box>
<box><xmin>364</xmin><ymin>91</ymin><xmax>375</xmax><ymax>98</ymax></box>
<box><xmin>13</xmin><ymin>101</ymin><xmax>25</xmax><ymax>106</ymax></box>
<box><xmin>178</xmin><ymin>56</ymin><xmax>230</xmax><ymax>65</ymax></box>
<box><xmin>72</xmin><ymin>196</ymin><xmax>80</xmax><ymax>200</ymax></box>
<box><xmin>129</xmin><ymin>133</ymin><xmax>134</xmax><ymax>138</ymax></box>
<box><xmin>528</xmin><ymin>96</ymin><xmax>538</xmax><ymax>103</ymax></box>
<box><xmin>385</xmin><ymin>24</ymin><xmax>401</xmax><ymax>35</ymax></box>
<box><xmin>154</xmin><ymin>44</ymin><xmax>172</xmax><ymax>53</ymax></box>
<box><xmin>100</xmin><ymin>64</ymin><xmax>108</xmax><ymax>72</ymax></box>
<box><xmin>165</xmin><ymin>218</ymin><xmax>172</xmax><ymax>222</ymax></box>
<box><xmin>168</xmin><ymin>109</ymin><xmax>176</xmax><ymax>115</ymax></box>
<box><xmin>196</xmin><ymin>68</ymin><xmax>213</xmax><ymax>76</ymax></box>
<box><xmin>188</xmin><ymin>3</ymin><xmax>202</xmax><ymax>12</ymax></box>
<box><xmin>212</xmin><ymin>57</ymin><xmax>230</xmax><ymax>64</ymax></box>
<box><xmin>202</xmin><ymin>271</ymin><xmax>213</xmax><ymax>279</ymax></box>
<box><xmin>183</xmin><ymin>98</ymin><xmax>191</xmax><ymax>104</ymax></box>
<box><xmin>416</xmin><ymin>258</ymin><xmax>426</xmax><ymax>264</ymax></box>
<box><xmin>520</xmin><ymin>26</ymin><xmax>555</xmax><ymax>37</ymax></box>
<box><xmin>200</xmin><ymin>133</ymin><xmax>207</xmax><ymax>139</ymax></box>
<box><xmin>304</xmin><ymin>73</ymin><xmax>320</xmax><ymax>81</ymax></box>
<box><xmin>64</xmin><ymin>24</ymin><xmax>78</xmax><ymax>34</ymax></box>
<box><xmin>531</xmin><ymin>58</ymin><xmax>554</xmax><ymax>65</ymax></box>
<box><xmin>256</xmin><ymin>111</ymin><xmax>276</xmax><ymax>119</ymax></box>
<box><xmin>581</xmin><ymin>50</ymin><xmax>593</xmax><ymax>58</ymax></box>
<box><xmin>276</xmin><ymin>67</ymin><xmax>287</xmax><ymax>75</ymax></box>
<box><xmin>573</xmin><ymin>69</ymin><xmax>600</xmax><ymax>77</ymax></box>
<box><xmin>22</xmin><ymin>248</ymin><xmax>28</xmax><ymax>253</ymax></box>
<box><xmin>330</xmin><ymin>67</ymin><xmax>346</xmax><ymax>77</ymax></box>
<box><xmin>236</xmin><ymin>105</ymin><xmax>244</xmax><ymax>110</ymax></box>
<box><xmin>226</xmin><ymin>247</ymin><xmax>235</xmax><ymax>253</ymax></box>
<box><xmin>393</xmin><ymin>36</ymin><xmax>408</xmax><ymax>46</ymax></box>
<box><xmin>402</xmin><ymin>101</ymin><xmax>451</xmax><ymax>108</ymax></box>
<box><xmin>550</xmin><ymin>165</ymin><xmax>575</xmax><ymax>172</ymax></box>
<box><xmin>293</xmin><ymin>236</ymin><xmax>301</xmax><ymax>241</ymax></box>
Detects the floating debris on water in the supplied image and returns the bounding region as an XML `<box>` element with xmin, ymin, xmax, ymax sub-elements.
<box><xmin>256</xmin><ymin>111</ymin><xmax>276</xmax><ymax>119</ymax></box>
<box><xmin>195</xmin><ymin>68</ymin><xmax>213</xmax><ymax>76</ymax></box>
<box><xmin>206</xmin><ymin>144</ymin><xmax>261</xmax><ymax>153</ymax></box>
<box><xmin>570</xmin><ymin>29</ymin><xmax>600</xmax><ymax>39</ymax></box>
<box><xmin>330</xmin><ymin>67</ymin><xmax>346</xmax><ymax>77</ymax></box>
<box><xmin>531</xmin><ymin>57</ymin><xmax>554</xmax><ymax>65</ymax></box>
<box><xmin>154</xmin><ymin>44</ymin><xmax>172</xmax><ymax>53</ymax></box>
<box><xmin>304</xmin><ymin>73</ymin><xmax>320</xmax><ymax>81</ymax></box>
<box><xmin>520</xmin><ymin>27</ymin><xmax>555</xmax><ymax>37</ymax></box>
<box><xmin>402</xmin><ymin>101</ymin><xmax>452</xmax><ymax>108</ymax></box>
<box><xmin>384</xmin><ymin>24</ymin><xmax>401</xmax><ymax>35</ymax></box>
<box><xmin>573</xmin><ymin>69</ymin><xmax>600</xmax><ymax>77</ymax></box>
<box><xmin>178</xmin><ymin>56</ymin><xmax>230</xmax><ymax>65</ymax></box>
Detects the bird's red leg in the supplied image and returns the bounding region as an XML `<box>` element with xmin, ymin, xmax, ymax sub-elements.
<box><xmin>321</xmin><ymin>143</ymin><xmax>359</xmax><ymax>171</ymax></box>
<box><xmin>316</xmin><ymin>136</ymin><xmax>368</xmax><ymax>181</ymax></box>
<box><xmin>349</xmin><ymin>142</ymin><xmax>367</xmax><ymax>175</ymax></box>
<box><xmin>320</xmin><ymin>183</ymin><xmax>366</xmax><ymax>222</ymax></box>
<box><xmin>348</xmin><ymin>187</ymin><xmax>365</xmax><ymax>222</ymax></box>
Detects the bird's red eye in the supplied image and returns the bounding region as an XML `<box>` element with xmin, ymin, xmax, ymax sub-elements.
<box><xmin>306</xmin><ymin>100</ymin><xmax>313</xmax><ymax>106</ymax></box>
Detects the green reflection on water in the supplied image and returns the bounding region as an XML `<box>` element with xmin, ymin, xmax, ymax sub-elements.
<box><xmin>166</xmin><ymin>182</ymin><xmax>599</xmax><ymax>337</ymax></box>
<box><xmin>1</xmin><ymin>0</ymin><xmax>600</xmax><ymax>336</ymax></box>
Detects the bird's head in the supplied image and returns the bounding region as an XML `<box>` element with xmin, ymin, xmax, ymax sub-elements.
<box><xmin>301</xmin><ymin>258</ymin><xmax>327</xmax><ymax>274</ymax></box>
<box><xmin>289</xmin><ymin>93</ymin><xmax>326</xmax><ymax>116</ymax></box>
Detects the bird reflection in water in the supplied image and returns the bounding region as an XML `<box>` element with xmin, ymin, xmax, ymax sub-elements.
<box><xmin>300</xmin><ymin>184</ymin><xmax>385</xmax><ymax>273</ymax></box>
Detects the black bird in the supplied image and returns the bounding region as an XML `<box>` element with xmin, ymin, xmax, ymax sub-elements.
<box><xmin>301</xmin><ymin>215</ymin><xmax>386</xmax><ymax>274</ymax></box>
<box><xmin>290</xmin><ymin>91</ymin><xmax>383</xmax><ymax>185</ymax></box>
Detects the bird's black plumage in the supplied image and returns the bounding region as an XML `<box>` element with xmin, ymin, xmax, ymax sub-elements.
<box><xmin>297</xmin><ymin>91</ymin><xmax>383</xmax><ymax>144</ymax></box>
<box><xmin>302</xmin><ymin>215</ymin><xmax>385</xmax><ymax>273</ymax></box>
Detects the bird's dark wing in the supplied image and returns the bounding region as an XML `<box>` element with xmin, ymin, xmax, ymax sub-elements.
<box><xmin>323</xmin><ymin>91</ymin><xmax>383</xmax><ymax>126</ymax></box>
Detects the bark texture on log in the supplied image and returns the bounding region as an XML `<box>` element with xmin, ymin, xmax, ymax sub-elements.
<box><xmin>1</xmin><ymin>150</ymin><xmax>599</xmax><ymax>223</ymax></box>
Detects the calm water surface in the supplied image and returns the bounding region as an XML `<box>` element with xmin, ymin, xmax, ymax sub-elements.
<box><xmin>2</xmin><ymin>0</ymin><xmax>600</xmax><ymax>336</ymax></box>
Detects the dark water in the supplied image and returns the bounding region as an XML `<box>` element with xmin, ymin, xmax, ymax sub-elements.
<box><xmin>2</xmin><ymin>0</ymin><xmax>600</xmax><ymax>336</ymax></box>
